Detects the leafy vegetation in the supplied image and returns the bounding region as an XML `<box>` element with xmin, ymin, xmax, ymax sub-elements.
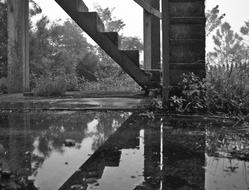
<box><xmin>0</xmin><ymin>2</ymin><xmax>142</xmax><ymax>95</ymax></box>
<box><xmin>2</xmin><ymin>2</ymin><xmax>249</xmax><ymax>116</ymax></box>
<box><xmin>33</xmin><ymin>75</ymin><xmax>67</xmax><ymax>96</ymax></box>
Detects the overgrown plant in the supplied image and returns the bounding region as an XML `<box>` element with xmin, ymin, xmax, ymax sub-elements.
<box><xmin>33</xmin><ymin>75</ymin><xmax>66</xmax><ymax>96</ymax></box>
<box><xmin>206</xmin><ymin>63</ymin><xmax>249</xmax><ymax>115</ymax></box>
<box><xmin>169</xmin><ymin>73</ymin><xmax>206</xmax><ymax>113</ymax></box>
<box><xmin>153</xmin><ymin>69</ymin><xmax>249</xmax><ymax>115</ymax></box>
<box><xmin>79</xmin><ymin>74</ymin><xmax>140</xmax><ymax>92</ymax></box>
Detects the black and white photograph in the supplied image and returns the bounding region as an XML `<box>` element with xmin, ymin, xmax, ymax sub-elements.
<box><xmin>0</xmin><ymin>0</ymin><xmax>249</xmax><ymax>189</ymax></box>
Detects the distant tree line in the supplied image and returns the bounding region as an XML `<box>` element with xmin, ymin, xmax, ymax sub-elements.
<box><xmin>0</xmin><ymin>1</ymin><xmax>143</xmax><ymax>93</ymax></box>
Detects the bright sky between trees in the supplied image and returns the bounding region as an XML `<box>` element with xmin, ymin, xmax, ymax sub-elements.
<box><xmin>33</xmin><ymin>0</ymin><xmax>249</xmax><ymax>51</ymax></box>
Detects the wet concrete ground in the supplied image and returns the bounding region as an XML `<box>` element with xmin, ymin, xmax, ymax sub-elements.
<box><xmin>0</xmin><ymin>93</ymin><xmax>150</xmax><ymax>111</ymax></box>
<box><xmin>0</xmin><ymin>111</ymin><xmax>248</xmax><ymax>190</ymax></box>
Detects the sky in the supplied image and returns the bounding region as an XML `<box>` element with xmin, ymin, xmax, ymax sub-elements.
<box><xmin>33</xmin><ymin>0</ymin><xmax>249</xmax><ymax>51</ymax></box>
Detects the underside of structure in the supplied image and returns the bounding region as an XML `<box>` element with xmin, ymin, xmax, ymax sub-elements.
<box><xmin>7</xmin><ymin>0</ymin><xmax>206</xmax><ymax>101</ymax></box>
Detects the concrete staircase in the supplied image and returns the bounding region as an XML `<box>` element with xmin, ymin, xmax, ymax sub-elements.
<box><xmin>55</xmin><ymin>0</ymin><xmax>159</xmax><ymax>90</ymax></box>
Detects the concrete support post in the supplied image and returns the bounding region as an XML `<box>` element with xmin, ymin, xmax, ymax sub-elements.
<box><xmin>162</xmin><ymin>0</ymin><xmax>170</xmax><ymax>105</ymax></box>
<box><xmin>7</xmin><ymin>0</ymin><xmax>29</xmax><ymax>93</ymax></box>
<box><xmin>143</xmin><ymin>0</ymin><xmax>160</xmax><ymax>70</ymax></box>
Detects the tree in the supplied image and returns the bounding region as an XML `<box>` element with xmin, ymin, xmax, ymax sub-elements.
<box><xmin>29</xmin><ymin>17</ymin><xmax>99</xmax><ymax>82</ymax></box>
<box><xmin>206</xmin><ymin>5</ymin><xmax>225</xmax><ymax>37</ymax></box>
<box><xmin>95</xmin><ymin>5</ymin><xmax>125</xmax><ymax>32</ymax></box>
<box><xmin>207</xmin><ymin>22</ymin><xmax>244</xmax><ymax>65</ymax></box>
<box><xmin>120</xmin><ymin>36</ymin><xmax>143</xmax><ymax>51</ymax></box>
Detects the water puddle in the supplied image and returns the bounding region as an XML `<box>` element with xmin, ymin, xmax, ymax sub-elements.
<box><xmin>0</xmin><ymin>112</ymin><xmax>248</xmax><ymax>190</ymax></box>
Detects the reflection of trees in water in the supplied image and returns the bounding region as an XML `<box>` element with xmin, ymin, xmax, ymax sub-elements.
<box><xmin>85</xmin><ymin>112</ymin><xmax>130</xmax><ymax>151</ymax></box>
<box><xmin>30</xmin><ymin>111</ymin><xmax>129</xmax><ymax>155</ymax></box>
<box><xmin>206</xmin><ymin>128</ymin><xmax>249</xmax><ymax>158</ymax></box>
<box><xmin>0</xmin><ymin>111</ymin><xmax>129</xmax><ymax>185</ymax></box>
<box><xmin>206</xmin><ymin>126</ymin><xmax>249</xmax><ymax>187</ymax></box>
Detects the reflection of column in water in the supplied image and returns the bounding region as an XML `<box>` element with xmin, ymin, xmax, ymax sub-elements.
<box><xmin>0</xmin><ymin>113</ymin><xmax>9</xmax><ymax>171</ymax></box>
<box><xmin>8</xmin><ymin>113</ymin><xmax>32</xmax><ymax>176</ymax></box>
<box><xmin>159</xmin><ymin>118</ymin><xmax>164</xmax><ymax>190</ymax></box>
<box><xmin>162</xmin><ymin>119</ymin><xmax>206</xmax><ymax>190</ymax></box>
<box><xmin>144</xmin><ymin>119</ymin><xmax>161</xmax><ymax>189</ymax></box>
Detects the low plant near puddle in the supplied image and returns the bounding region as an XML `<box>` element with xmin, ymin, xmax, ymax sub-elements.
<box><xmin>151</xmin><ymin>71</ymin><xmax>249</xmax><ymax>117</ymax></box>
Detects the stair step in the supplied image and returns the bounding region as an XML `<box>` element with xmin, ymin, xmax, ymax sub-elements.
<box><xmin>55</xmin><ymin>0</ymin><xmax>157</xmax><ymax>89</ymax></box>
<box><xmin>121</xmin><ymin>50</ymin><xmax>140</xmax><ymax>67</ymax></box>
<box><xmin>102</xmin><ymin>32</ymin><xmax>119</xmax><ymax>47</ymax></box>
<box><xmin>55</xmin><ymin>0</ymin><xmax>88</xmax><ymax>12</ymax></box>
<box><xmin>142</xmin><ymin>69</ymin><xmax>161</xmax><ymax>82</ymax></box>
<box><xmin>76</xmin><ymin>0</ymin><xmax>88</xmax><ymax>12</ymax></box>
<box><xmin>77</xmin><ymin>12</ymin><xmax>105</xmax><ymax>32</ymax></box>
<box><xmin>170</xmin><ymin>17</ymin><xmax>206</xmax><ymax>24</ymax></box>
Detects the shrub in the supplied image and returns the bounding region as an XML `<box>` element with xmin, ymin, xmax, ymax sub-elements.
<box><xmin>206</xmin><ymin>63</ymin><xmax>249</xmax><ymax>114</ymax></box>
<box><xmin>33</xmin><ymin>75</ymin><xmax>66</xmax><ymax>96</ymax></box>
<box><xmin>0</xmin><ymin>77</ymin><xmax>7</xmax><ymax>94</ymax></box>
<box><xmin>79</xmin><ymin>74</ymin><xmax>140</xmax><ymax>92</ymax></box>
<box><xmin>168</xmin><ymin>73</ymin><xmax>206</xmax><ymax>113</ymax></box>
<box><xmin>65</xmin><ymin>74</ymin><xmax>79</xmax><ymax>91</ymax></box>
<box><xmin>164</xmin><ymin>66</ymin><xmax>249</xmax><ymax>115</ymax></box>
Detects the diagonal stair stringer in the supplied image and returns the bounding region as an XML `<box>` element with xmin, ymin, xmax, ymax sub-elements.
<box><xmin>55</xmin><ymin>0</ymin><xmax>158</xmax><ymax>89</ymax></box>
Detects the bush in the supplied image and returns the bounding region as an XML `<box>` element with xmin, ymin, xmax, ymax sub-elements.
<box><xmin>33</xmin><ymin>75</ymin><xmax>66</xmax><ymax>96</ymax></box>
<box><xmin>168</xmin><ymin>73</ymin><xmax>206</xmax><ymax>113</ymax></box>
<box><xmin>65</xmin><ymin>74</ymin><xmax>79</xmax><ymax>91</ymax></box>
<box><xmin>164</xmin><ymin>67</ymin><xmax>249</xmax><ymax>115</ymax></box>
<box><xmin>79</xmin><ymin>74</ymin><xmax>140</xmax><ymax>92</ymax></box>
<box><xmin>206</xmin><ymin>63</ymin><xmax>249</xmax><ymax>114</ymax></box>
<box><xmin>0</xmin><ymin>77</ymin><xmax>7</xmax><ymax>94</ymax></box>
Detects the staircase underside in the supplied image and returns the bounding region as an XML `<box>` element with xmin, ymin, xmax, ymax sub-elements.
<box><xmin>55</xmin><ymin>0</ymin><xmax>206</xmax><ymax>91</ymax></box>
<box><xmin>55</xmin><ymin>0</ymin><xmax>160</xmax><ymax>90</ymax></box>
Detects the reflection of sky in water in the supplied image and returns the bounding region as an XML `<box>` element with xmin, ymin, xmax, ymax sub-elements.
<box><xmin>1</xmin><ymin>112</ymin><xmax>249</xmax><ymax>190</ymax></box>
<box><xmin>31</xmin><ymin>137</ymin><xmax>95</xmax><ymax>190</ymax></box>
<box><xmin>0</xmin><ymin>111</ymin><xmax>129</xmax><ymax>190</ymax></box>
<box><xmin>88</xmin><ymin>130</ymin><xmax>145</xmax><ymax>190</ymax></box>
<box><xmin>205</xmin><ymin>155</ymin><xmax>249</xmax><ymax>190</ymax></box>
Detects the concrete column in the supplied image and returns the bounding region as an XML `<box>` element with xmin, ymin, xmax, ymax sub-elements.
<box><xmin>143</xmin><ymin>0</ymin><xmax>160</xmax><ymax>70</ymax></box>
<box><xmin>7</xmin><ymin>0</ymin><xmax>29</xmax><ymax>93</ymax></box>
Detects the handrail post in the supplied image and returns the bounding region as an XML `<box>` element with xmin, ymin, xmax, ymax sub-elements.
<box><xmin>162</xmin><ymin>0</ymin><xmax>170</xmax><ymax>106</ymax></box>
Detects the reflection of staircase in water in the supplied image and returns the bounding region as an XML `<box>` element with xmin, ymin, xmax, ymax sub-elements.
<box><xmin>59</xmin><ymin>114</ymin><xmax>206</xmax><ymax>190</ymax></box>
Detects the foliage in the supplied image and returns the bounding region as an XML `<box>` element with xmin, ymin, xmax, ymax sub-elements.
<box><xmin>152</xmin><ymin>69</ymin><xmax>249</xmax><ymax>115</ymax></box>
<box><xmin>93</xmin><ymin>5</ymin><xmax>143</xmax><ymax>89</ymax></box>
<box><xmin>206</xmin><ymin>64</ymin><xmax>249</xmax><ymax>115</ymax></box>
<box><xmin>30</xmin><ymin>17</ymin><xmax>91</xmax><ymax>79</ymax></box>
<box><xmin>0</xmin><ymin>77</ymin><xmax>7</xmax><ymax>94</ymax></box>
<box><xmin>207</xmin><ymin>22</ymin><xmax>245</xmax><ymax>66</ymax></box>
<box><xmin>33</xmin><ymin>75</ymin><xmax>66</xmax><ymax>96</ymax></box>
<box><xmin>76</xmin><ymin>52</ymin><xmax>98</xmax><ymax>81</ymax></box>
<box><xmin>206</xmin><ymin>5</ymin><xmax>225</xmax><ymax>36</ymax></box>
<box><xmin>168</xmin><ymin>73</ymin><xmax>206</xmax><ymax>113</ymax></box>
<box><xmin>204</xmin><ymin>6</ymin><xmax>249</xmax><ymax>115</ymax></box>
<box><xmin>95</xmin><ymin>5</ymin><xmax>125</xmax><ymax>32</ymax></box>
<box><xmin>64</xmin><ymin>73</ymin><xmax>79</xmax><ymax>91</ymax></box>
<box><xmin>79</xmin><ymin>73</ymin><xmax>140</xmax><ymax>92</ymax></box>
<box><xmin>29</xmin><ymin>0</ymin><xmax>42</xmax><ymax>16</ymax></box>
